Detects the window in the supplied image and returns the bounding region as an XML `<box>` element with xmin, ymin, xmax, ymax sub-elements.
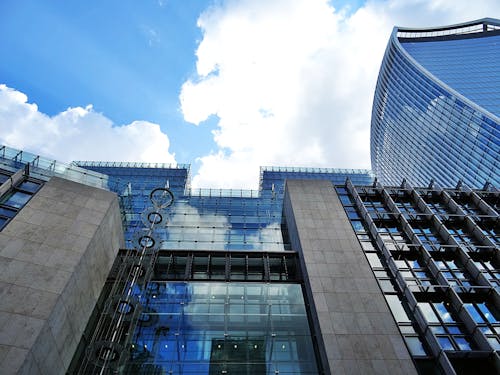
<box><xmin>375</xmin><ymin>219</ymin><xmax>412</xmax><ymax>251</ymax></box>
<box><xmin>477</xmin><ymin>220</ymin><xmax>499</xmax><ymax>245</ymax></box>
<box><xmin>420</xmin><ymin>192</ymin><xmax>450</xmax><ymax>215</ymax></box>
<box><xmin>362</xmin><ymin>193</ymin><xmax>391</xmax><ymax>220</ymax></box>
<box><xmin>463</xmin><ymin>302</ymin><xmax>500</xmax><ymax>350</ymax></box>
<box><xmin>394</xmin><ymin>256</ymin><xmax>434</xmax><ymax>287</ymax></box>
<box><xmin>473</xmin><ymin>258</ymin><xmax>500</xmax><ymax>287</ymax></box>
<box><xmin>1</xmin><ymin>190</ymin><xmax>31</xmax><ymax>209</ymax></box>
<box><xmin>0</xmin><ymin>172</ymin><xmax>10</xmax><ymax>184</ymax></box>
<box><xmin>455</xmin><ymin>196</ymin><xmax>483</xmax><ymax>217</ymax></box>
<box><xmin>434</xmin><ymin>259</ymin><xmax>475</xmax><ymax>287</ymax></box>
<box><xmin>392</xmin><ymin>193</ymin><xmax>422</xmax><ymax>219</ymax></box>
<box><xmin>417</xmin><ymin>301</ymin><xmax>474</xmax><ymax>351</ymax></box>
<box><xmin>446</xmin><ymin>223</ymin><xmax>483</xmax><ymax>251</ymax></box>
<box><xmin>411</xmin><ymin>221</ymin><xmax>446</xmax><ymax>251</ymax></box>
<box><xmin>0</xmin><ymin>171</ymin><xmax>43</xmax><ymax>231</ymax></box>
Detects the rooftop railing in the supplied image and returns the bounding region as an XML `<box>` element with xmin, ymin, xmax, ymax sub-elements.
<box><xmin>187</xmin><ymin>188</ymin><xmax>261</xmax><ymax>198</ymax></box>
<box><xmin>74</xmin><ymin>160</ymin><xmax>190</xmax><ymax>170</ymax></box>
<box><xmin>0</xmin><ymin>145</ymin><xmax>109</xmax><ymax>189</ymax></box>
<box><xmin>397</xmin><ymin>17</ymin><xmax>500</xmax><ymax>39</ymax></box>
<box><xmin>260</xmin><ymin>165</ymin><xmax>373</xmax><ymax>175</ymax></box>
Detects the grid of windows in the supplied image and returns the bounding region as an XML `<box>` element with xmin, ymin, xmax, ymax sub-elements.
<box><xmin>129</xmin><ymin>282</ymin><xmax>318</xmax><ymax>374</ymax></box>
<box><xmin>401</xmin><ymin>33</ymin><xmax>500</xmax><ymax>117</ymax></box>
<box><xmin>434</xmin><ymin>259</ymin><xmax>475</xmax><ymax>287</ymax></box>
<box><xmin>472</xmin><ymin>254</ymin><xmax>500</xmax><ymax>288</ymax></box>
<box><xmin>335</xmin><ymin>186</ymin><xmax>432</xmax><ymax>366</ymax></box>
<box><xmin>411</xmin><ymin>221</ymin><xmax>447</xmax><ymax>251</ymax></box>
<box><xmin>394</xmin><ymin>255</ymin><xmax>434</xmax><ymax>287</ymax></box>
<box><xmin>82</xmin><ymin>165</ymin><xmax>373</xmax><ymax>253</ymax></box>
<box><xmin>394</xmin><ymin>197</ymin><xmax>422</xmax><ymax>219</ymax></box>
<box><xmin>417</xmin><ymin>300</ymin><xmax>474</xmax><ymax>351</ymax></box>
<box><xmin>420</xmin><ymin>194</ymin><xmax>451</xmax><ymax>216</ymax></box>
<box><xmin>341</xmin><ymin>179</ymin><xmax>500</xmax><ymax>374</ymax></box>
<box><xmin>464</xmin><ymin>301</ymin><xmax>500</xmax><ymax>350</ymax></box>
<box><xmin>445</xmin><ymin>222</ymin><xmax>483</xmax><ymax>251</ymax></box>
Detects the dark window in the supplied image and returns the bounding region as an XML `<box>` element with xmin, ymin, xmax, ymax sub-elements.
<box><xmin>1</xmin><ymin>190</ymin><xmax>31</xmax><ymax>209</ymax></box>
<box><xmin>0</xmin><ymin>172</ymin><xmax>44</xmax><ymax>232</ymax></box>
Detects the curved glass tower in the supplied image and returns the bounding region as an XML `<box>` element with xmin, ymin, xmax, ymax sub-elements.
<box><xmin>371</xmin><ymin>18</ymin><xmax>500</xmax><ymax>188</ymax></box>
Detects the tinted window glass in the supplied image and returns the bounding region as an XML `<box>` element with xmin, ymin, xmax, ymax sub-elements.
<box><xmin>18</xmin><ymin>180</ymin><xmax>41</xmax><ymax>193</ymax></box>
<box><xmin>1</xmin><ymin>191</ymin><xmax>31</xmax><ymax>209</ymax></box>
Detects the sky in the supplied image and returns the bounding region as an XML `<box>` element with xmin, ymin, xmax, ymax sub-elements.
<box><xmin>0</xmin><ymin>0</ymin><xmax>499</xmax><ymax>189</ymax></box>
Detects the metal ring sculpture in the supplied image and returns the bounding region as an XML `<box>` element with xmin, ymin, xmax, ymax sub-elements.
<box><xmin>149</xmin><ymin>187</ymin><xmax>174</xmax><ymax>209</ymax></box>
<box><xmin>80</xmin><ymin>186</ymin><xmax>175</xmax><ymax>373</ymax></box>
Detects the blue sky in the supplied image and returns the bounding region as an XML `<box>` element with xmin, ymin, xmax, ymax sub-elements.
<box><xmin>0</xmin><ymin>0</ymin><xmax>498</xmax><ymax>188</ymax></box>
<box><xmin>0</xmin><ymin>0</ymin><xmax>216</xmax><ymax>162</ymax></box>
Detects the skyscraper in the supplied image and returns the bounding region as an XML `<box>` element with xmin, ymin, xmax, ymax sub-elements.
<box><xmin>1</xmin><ymin>17</ymin><xmax>499</xmax><ymax>375</ymax></box>
<box><xmin>0</xmin><ymin>142</ymin><xmax>499</xmax><ymax>375</ymax></box>
<box><xmin>371</xmin><ymin>18</ymin><xmax>500</xmax><ymax>189</ymax></box>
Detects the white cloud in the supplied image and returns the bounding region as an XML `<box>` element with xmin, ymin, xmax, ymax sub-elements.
<box><xmin>181</xmin><ymin>0</ymin><xmax>500</xmax><ymax>189</ymax></box>
<box><xmin>0</xmin><ymin>84</ymin><xmax>176</xmax><ymax>164</ymax></box>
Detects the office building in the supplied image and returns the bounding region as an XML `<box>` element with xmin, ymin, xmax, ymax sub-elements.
<box><xmin>371</xmin><ymin>18</ymin><xmax>500</xmax><ymax>188</ymax></box>
<box><xmin>1</xmin><ymin>145</ymin><xmax>498</xmax><ymax>375</ymax></box>
<box><xmin>1</xmin><ymin>17</ymin><xmax>499</xmax><ymax>375</ymax></box>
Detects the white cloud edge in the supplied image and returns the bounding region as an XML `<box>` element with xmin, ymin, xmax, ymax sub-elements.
<box><xmin>0</xmin><ymin>83</ymin><xmax>176</xmax><ymax>165</ymax></box>
<box><xmin>180</xmin><ymin>0</ymin><xmax>500</xmax><ymax>189</ymax></box>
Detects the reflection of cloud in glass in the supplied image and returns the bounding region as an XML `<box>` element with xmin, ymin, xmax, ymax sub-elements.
<box><xmin>162</xmin><ymin>202</ymin><xmax>230</xmax><ymax>249</ymax></box>
<box><xmin>131</xmin><ymin>282</ymin><xmax>318</xmax><ymax>372</ymax></box>
<box><xmin>243</xmin><ymin>222</ymin><xmax>283</xmax><ymax>250</ymax></box>
<box><xmin>388</xmin><ymin>94</ymin><xmax>471</xmax><ymax>185</ymax></box>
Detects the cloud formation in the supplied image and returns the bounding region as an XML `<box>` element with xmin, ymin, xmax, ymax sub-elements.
<box><xmin>181</xmin><ymin>0</ymin><xmax>500</xmax><ymax>189</ymax></box>
<box><xmin>0</xmin><ymin>84</ymin><xmax>176</xmax><ymax>164</ymax></box>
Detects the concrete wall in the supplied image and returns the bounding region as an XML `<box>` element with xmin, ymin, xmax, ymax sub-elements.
<box><xmin>0</xmin><ymin>177</ymin><xmax>124</xmax><ymax>374</ymax></box>
<box><xmin>283</xmin><ymin>180</ymin><xmax>417</xmax><ymax>375</ymax></box>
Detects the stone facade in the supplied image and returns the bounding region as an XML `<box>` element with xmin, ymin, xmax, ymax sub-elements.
<box><xmin>0</xmin><ymin>177</ymin><xmax>123</xmax><ymax>374</ymax></box>
<box><xmin>283</xmin><ymin>179</ymin><xmax>417</xmax><ymax>374</ymax></box>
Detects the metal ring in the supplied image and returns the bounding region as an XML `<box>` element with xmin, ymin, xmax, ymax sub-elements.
<box><xmin>132</xmin><ymin>230</ymin><xmax>159</xmax><ymax>251</ymax></box>
<box><xmin>139</xmin><ymin>235</ymin><xmax>155</xmax><ymax>248</ymax></box>
<box><xmin>150</xmin><ymin>187</ymin><xmax>174</xmax><ymax>208</ymax></box>
<box><xmin>141</xmin><ymin>207</ymin><xmax>168</xmax><ymax>227</ymax></box>
<box><xmin>106</xmin><ymin>295</ymin><xmax>141</xmax><ymax>321</ymax></box>
<box><xmin>87</xmin><ymin>341</ymin><xmax>124</xmax><ymax>369</ymax></box>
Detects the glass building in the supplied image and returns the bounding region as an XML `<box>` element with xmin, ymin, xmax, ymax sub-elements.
<box><xmin>0</xmin><ymin>145</ymin><xmax>499</xmax><ymax>374</ymax></box>
<box><xmin>1</xmin><ymin>18</ymin><xmax>499</xmax><ymax>375</ymax></box>
<box><xmin>371</xmin><ymin>18</ymin><xmax>500</xmax><ymax>189</ymax></box>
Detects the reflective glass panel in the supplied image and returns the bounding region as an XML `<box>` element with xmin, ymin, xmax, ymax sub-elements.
<box><xmin>129</xmin><ymin>282</ymin><xmax>319</xmax><ymax>374</ymax></box>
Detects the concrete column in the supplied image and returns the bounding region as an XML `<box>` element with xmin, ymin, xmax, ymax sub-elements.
<box><xmin>0</xmin><ymin>177</ymin><xmax>124</xmax><ymax>374</ymax></box>
<box><xmin>283</xmin><ymin>179</ymin><xmax>417</xmax><ymax>375</ymax></box>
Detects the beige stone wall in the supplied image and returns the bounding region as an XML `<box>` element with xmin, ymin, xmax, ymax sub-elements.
<box><xmin>0</xmin><ymin>177</ymin><xmax>123</xmax><ymax>374</ymax></box>
<box><xmin>284</xmin><ymin>179</ymin><xmax>417</xmax><ymax>375</ymax></box>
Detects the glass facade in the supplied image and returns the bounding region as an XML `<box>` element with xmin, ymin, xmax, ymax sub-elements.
<box><xmin>76</xmin><ymin>163</ymin><xmax>373</xmax><ymax>253</ymax></box>
<box><xmin>68</xmin><ymin>163</ymin><xmax>373</xmax><ymax>374</ymax></box>
<box><xmin>0</xmin><ymin>145</ymin><xmax>109</xmax><ymax>188</ymax></box>
<box><xmin>126</xmin><ymin>282</ymin><xmax>317</xmax><ymax>374</ymax></box>
<box><xmin>2</xmin><ymin>143</ymin><xmax>498</xmax><ymax>374</ymax></box>
<box><xmin>3</xmin><ymin>16</ymin><xmax>498</xmax><ymax>371</ymax></box>
<box><xmin>337</xmin><ymin>179</ymin><xmax>499</xmax><ymax>374</ymax></box>
<box><xmin>67</xmin><ymin>159</ymin><xmax>498</xmax><ymax>374</ymax></box>
<box><xmin>371</xmin><ymin>18</ymin><xmax>500</xmax><ymax>189</ymax></box>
